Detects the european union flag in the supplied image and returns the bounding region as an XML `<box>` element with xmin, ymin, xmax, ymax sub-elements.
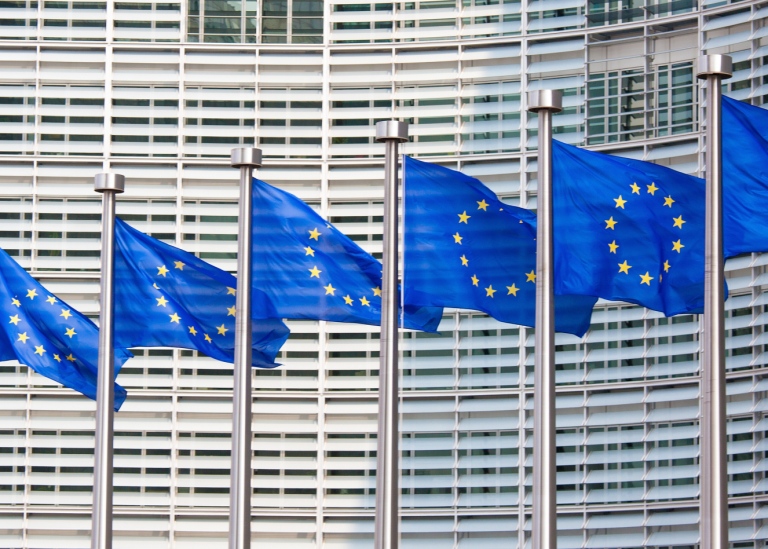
<box><xmin>0</xmin><ymin>249</ymin><xmax>130</xmax><ymax>409</ymax></box>
<box><xmin>552</xmin><ymin>139</ymin><xmax>708</xmax><ymax>316</ymax></box>
<box><xmin>251</xmin><ymin>179</ymin><xmax>443</xmax><ymax>332</ymax></box>
<box><xmin>402</xmin><ymin>156</ymin><xmax>597</xmax><ymax>337</ymax></box>
<box><xmin>114</xmin><ymin>218</ymin><xmax>289</xmax><ymax>368</ymax></box>
<box><xmin>722</xmin><ymin>96</ymin><xmax>768</xmax><ymax>258</ymax></box>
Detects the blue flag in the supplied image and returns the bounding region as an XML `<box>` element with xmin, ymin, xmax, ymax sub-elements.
<box><xmin>251</xmin><ymin>179</ymin><xmax>443</xmax><ymax>332</ymax></box>
<box><xmin>0</xmin><ymin>249</ymin><xmax>130</xmax><ymax>409</ymax></box>
<box><xmin>402</xmin><ymin>156</ymin><xmax>597</xmax><ymax>337</ymax></box>
<box><xmin>113</xmin><ymin>218</ymin><xmax>289</xmax><ymax>368</ymax></box>
<box><xmin>722</xmin><ymin>96</ymin><xmax>768</xmax><ymax>258</ymax></box>
<box><xmin>552</xmin><ymin>139</ymin><xmax>709</xmax><ymax>316</ymax></box>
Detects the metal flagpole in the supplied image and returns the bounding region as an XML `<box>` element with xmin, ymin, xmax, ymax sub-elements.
<box><xmin>229</xmin><ymin>147</ymin><xmax>262</xmax><ymax>549</ymax></box>
<box><xmin>91</xmin><ymin>173</ymin><xmax>125</xmax><ymax>549</ymax></box>
<box><xmin>528</xmin><ymin>90</ymin><xmax>562</xmax><ymax>549</ymax></box>
<box><xmin>697</xmin><ymin>54</ymin><xmax>732</xmax><ymax>549</ymax></box>
<box><xmin>373</xmin><ymin>120</ymin><xmax>408</xmax><ymax>549</ymax></box>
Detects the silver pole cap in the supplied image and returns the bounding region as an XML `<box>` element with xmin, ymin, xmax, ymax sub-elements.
<box><xmin>94</xmin><ymin>173</ymin><xmax>125</xmax><ymax>194</ymax></box>
<box><xmin>375</xmin><ymin>120</ymin><xmax>409</xmax><ymax>143</ymax></box>
<box><xmin>697</xmin><ymin>54</ymin><xmax>733</xmax><ymax>80</ymax></box>
<box><xmin>231</xmin><ymin>147</ymin><xmax>263</xmax><ymax>168</ymax></box>
<box><xmin>528</xmin><ymin>90</ymin><xmax>563</xmax><ymax>113</ymax></box>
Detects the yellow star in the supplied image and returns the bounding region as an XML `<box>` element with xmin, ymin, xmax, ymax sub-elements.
<box><xmin>664</xmin><ymin>195</ymin><xmax>675</xmax><ymax>207</ymax></box>
<box><xmin>526</xmin><ymin>270</ymin><xmax>536</xmax><ymax>283</ymax></box>
<box><xmin>156</xmin><ymin>296</ymin><xmax>168</xmax><ymax>307</ymax></box>
<box><xmin>344</xmin><ymin>295</ymin><xmax>353</xmax><ymax>305</ymax></box>
<box><xmin>672</xmin><ymin>215</ymin><xmax>686</xmax><ymax>229</ymax></box>
<box><xmin>66</xmin><ymin>354</ymin><xmax>76</xmax><ymax>362</ymax></box>
<box><xmin>618</xmin><ymin>260</ymin><xmax>632</xmax><ymax>274</ymax></box>
<box><xmin>308</xmin><ymin>227</ymin><xmax>321</xmax><ymax>240</ymax></box>
<box><xmin>453</xmin><ymin>232</ymin><xmax>463</xmax><ymax>245</ymax></box>
<box><xmin>608</xmin><ymin>240</ymin><xmax>619</xmax><ymax>254</ymax></box>
<box><xmin>672</xmin><ymin>239</ymin><xmax>684</xmax><ymax>253</ymax></box>
<box><xmin>605</xmin><ymin>216</ymin><xmax>617</xmax><ymax>230</ymax></box>
<box><xmin>485</xmin><ymin>285</ymin><xmax>496</xmax><ymax>298</ymax></box>
<box><xmin>189</xmin><ymin>326</ymin><xmax>198</xmax><ymax>336</ymax></box>
<box><xmin>53</xmin><ymin>354</ymin><xmax>61</xmax><ymax>363</ymax></box>
<box><xmin>647</xmin><ymin>182</ymin><xmax>659</xmax><ymax>195</ymax></box>
<box><xmin>659</xmin><ymin>273</ymin><xmax>663</xmax><ymax>283</ymax></box>
<box><xmin>26</xmin><ymin>289</ymin><xmax>36</xmax><ymax>299</ymax></box>
<box><xmin>34</xmin><ymin>345</ymin><xmax>45</xmax><ymax>356</ymax></box>
<box><xmin>17</xmin><ymin>332</ymin><xmax>28</xmax><ymax>344</ymax></box>
<box><xmin>169</xmin><ymin>313</ymin><xmax>181</xmax><ymax>323</ymax></box>
<box><xmin>663</xmin><ymin>260</ymin><xmax>671</xmax><ymax>273</ymax></box>
<box><xmin>153</xmin><ymin>283</ymin><xmax>160</xmax><ymax>290</ymax></box>
<box><xmin>174</xmin><ymin>261</ymin><xmax>185</xmax><ymax>270</ymax></box>
<box><xmin>60</xmin><ymin>309</ymin><xmax>72</xmax><ymax>320</ymax></box>
<box><xmin>324</xmin><ymin>284</ymin><xmax>336</xmax><ymax>295</ymax></box>
<box><xmin>614</xmin><ymin>195</ymin><xmax>627</xmax><ymax>209</ymax></box>
<box><xmin>227</xmin><ymin>305</ymin><xmax>236</xmax><ymax>316</ymax></box>
<box><xmin>458</xmin><ymin>211</ymin><xmax>471</xmax><ymax>224</ymax></box>
<box><xmin>46</xmin><ymin>296</ymin><xmax>56</xmax><ymax>305</ymax></box>
<box><xmin>304</xmin><ymin>246</ymin><xmax>315</xmax><ymax>256</ymax></box>
<box><xmin>360</xmin><ymin>296</ymin><xmax>370</xmax><ymax>307</ymax></box>
<box><xmin>630</xmin><ymin>182</ymin><xmax>640</xmax><ymax>194</ymax></box>
<box><xmin>157</xmin><ymin>265</ymin><xmax>169</xmax><ymax>277</ymax></box>
<box><xmin>227</xmin><ymin>287</ymin><xmax>236</xmax><ymax>296</ymax></box>
<box><xmin>471</xmin><ymin>274</ymin><xmax>479</xmax><ymax>286</ymax></box>
<box><xmin>8</xmin><ymin>315</ymin><xmax>19</xmax><ymax>325</ymax></box>
<box><xmin>460</xmin><ymin>255</ymin><xmax>469</xmax><ymax>267</ymax></box>
<box><xmin>507</xmin><ymin>283</ymin><xmax>519</xmax><ymax>296</ymax></box>
<box><xmin>639</xmin><ymin>272</ymin><xmax>654</xmax><ymax>285</ymax></box>
<box><xmin>216</xmin><ymin>324</ymin><xmax>228</xmax><ymax>336</ymax></box>
<box><xmin>309</xmin><ymin>266</ymin><xmax>322</xmax><ymax>278</ymax></box>
<box><xmin>65</xmin><ymin>327</ymin><xmax>76</xmax><ymax>338</ymax></box>
<box><xmin>11</xmin><ymin>298</ymin><xmax>20</xmax><ymax>307</ymax></box>
<box><xmin>204</xmin><ymin>334</ymin><xmax>212</xmax><ymax>343</ymax></box>
<box><xmin>372</xmin><ymin>286</ymin><xmax>381</xmax><ymax>297</ymax></box>
<box><xmin>477</xmin><ymin>199</ymin><xmax>489</xmax><ymax>211</ymax></box>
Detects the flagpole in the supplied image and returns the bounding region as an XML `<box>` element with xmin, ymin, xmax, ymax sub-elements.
<box><xmin>91</xmin><ymin>172</ymin><xmax>125</xmax><ymax>549</ymax></box>
<box><xmin>528</xmin><ymin>90</ymin><xmax>561</xmax><ymax>549</ymax></box>
<box><xmin>697</xmin><ymin>54</ymin><xmax>732</xmax><ymax>549</ymax></box>
<box><xmin>229</xmin><ymin>147</ymin><xmax>261</xmax><ymax>549</ymax></box>
<box><xmin>374</xmin><ymin>120</ymin><xmax>408</xmax><ymax>549</ymax></box>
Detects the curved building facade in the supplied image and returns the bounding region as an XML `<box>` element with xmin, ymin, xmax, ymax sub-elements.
<box><xmin>0</xmin><ymin>0</ymin><xmax>766</xmax><ymax>547</ymax></box>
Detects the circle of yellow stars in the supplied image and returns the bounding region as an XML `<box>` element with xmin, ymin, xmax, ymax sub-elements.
<box><xmin>453</xmin><ymin>198</ymin><xmax>532</xmax><ymax>299</ymax></box>
<box><xmin>10</xmin><ymin>288</ymin><xmax>81</xmax><ymax>365</ymax></box>
<box><xmin>606</xmin><ymin>181</ymin><xmax>684</xmax><ymax>287</ymax></box>
<box><xmin>304</xmin><ymin>226</ymin><xmax>380</xmax><ymax>309</ymax></box>
<box><xmin>153</xmin><ymin>261</ymin><xmax>238</xmax><ymax>345</ymax></box>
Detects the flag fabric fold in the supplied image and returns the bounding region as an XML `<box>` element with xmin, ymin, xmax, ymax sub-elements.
<box><xmin>251</xmin><ymin>178</ymin><xmax>444</xmax><ymax>332</ymax></box>
<box><xmin>0</xmin><ymin>249</ymin><xmax>130</xmax><ymax>409</ymax></box>
<box><xmin>722</xmin><ymin>96</ymin><xmax>768</xmax><ymax>258</ymax></box>
<box><xmin>552</xmin><ymin>139</ymin><xmax>708</xmax><ymax>316</ymax></box>
<box><xmin>402</xmin><ymin>155</ymin><xmax>597</xmax><ymax>337</ymax></box>
<box><xmin>113</xmin><ymin>218</ymin><xmax>289</xmax><ymax>368</ymax></box>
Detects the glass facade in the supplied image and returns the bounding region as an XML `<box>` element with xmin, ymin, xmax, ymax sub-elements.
<box><xmin>0</xmin><ymin>0</ymin><xmax>767</xmax><ymax>547</ymax></box>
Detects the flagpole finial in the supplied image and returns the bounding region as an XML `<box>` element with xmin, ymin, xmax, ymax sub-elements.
<box><xmin>230</xmin><ymin>147</ymin><xmax>262</xmax><ymax>168</ymax></box>
<box><xmin>375</xmin><ymin>120</ymin><xmax>409</xmax><ymax>143</ymax></box>
<box><xmin>697</xmin><ymin>54</ymin><xmax>733</xmax><ymax>80</ymax></box>
<box><xmin>94</xmin><ymin>173</ymin><xmax>125</xmax><ymax>194</ymax></box>
<box><xmin>528</xmin><ymin>89</ymin><xmax>563</xmax><ymax>113</ymax></box>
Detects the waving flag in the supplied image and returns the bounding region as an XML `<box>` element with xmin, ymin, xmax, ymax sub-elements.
<box><xmin>552</xmin><ymin>139</ymin><xmax>709</xmax><ymax>316</ymax></box>
<box><xmin>722</xmin><ymin>96</ymin><xmax>768</xmax><ymax>258</ymax></box>
<box><xmin>114</xmin><ymin>218</ymin><xmax>289</xmax><ymax>368</ymax></box>
<box><xmin>251</xmin><ymin>179</ymin><xmax>443</xmax><ymax>332</ymax></box>
<box><xmin>0</xmin><ymin>249</ymin><xmax>130</xmax><ymax>409</ymax></box>
<box><xmin>402</xmin><ymin>156</ymin><xmax>596</xmax><ymax>337</ymax></box>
